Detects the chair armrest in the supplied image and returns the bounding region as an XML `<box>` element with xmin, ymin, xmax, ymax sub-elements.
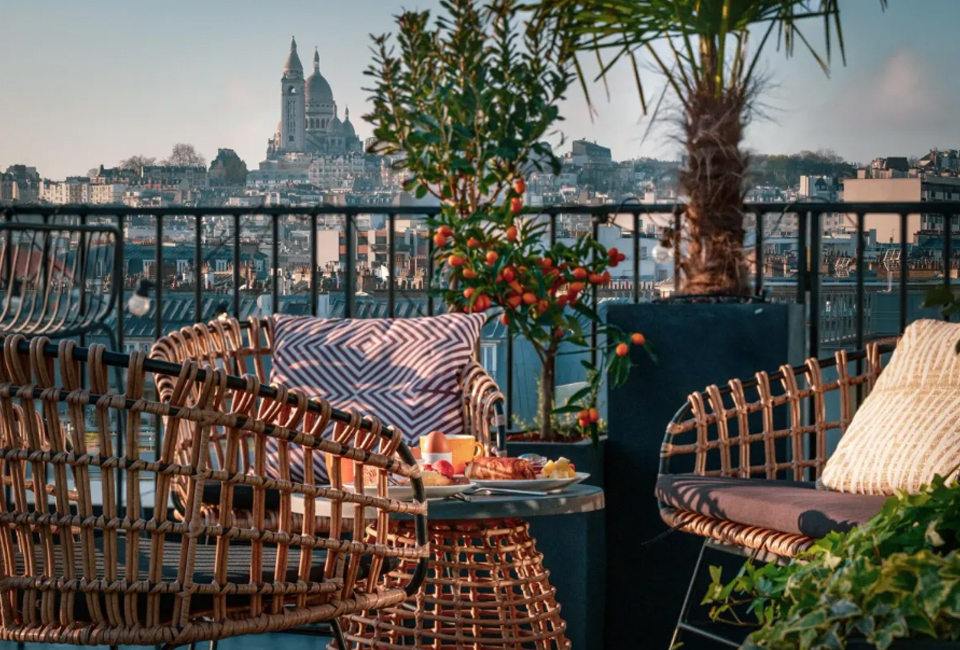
<box><xmin>460</xmin><ymin>361</ymin><xmax>507</xmax><ymax>453</ymax></box>
<box><xmin>659</xmin><ymin>341</ymin><xmax>895</xmax><ymax>483</ymax></box>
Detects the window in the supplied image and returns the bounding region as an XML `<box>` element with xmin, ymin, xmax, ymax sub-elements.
<box><xmin>480</xmin><ymin>342</ymin><xmax>498</xmax><ymax>375</ymax></box>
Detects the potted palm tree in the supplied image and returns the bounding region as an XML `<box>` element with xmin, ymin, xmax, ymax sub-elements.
<box><xmin>526</xmin><ymin>1</ymin><xmax>886</xmax><ymax>647</ymax></box>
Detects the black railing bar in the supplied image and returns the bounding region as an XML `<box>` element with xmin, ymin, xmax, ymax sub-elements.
<box><xmin>809</xmin><ymin>211</ymin><xmax>821</xmax><ymax>363</ymax></box>
<box><xmin>944</xmin><ymin>213</ymin><xmax>953</xmax><ymax>294</ymax></box>
<box><xmin>855</xmin><ymin>212</ymin><xmax>866</xmax><ymax>405</ymax></box>
<box><xmin>549</xmin><ymin>213</ymin><xmax>557</xmax><ymax>247</ymax></box>
<box><xmin>505</xmin><ymin>327</ymin><xmax>513</xmax><ymax>432</ymax></box>
<box><xmin>754</xmin><ymin>212</ymin><xmax>764</xmax><ymax>297</ymax></box>
<box><xmin>632</xmin><ymin>213</ymin><xmax>640</xmax><ymax>304</ymax></box>
<box><xmin>194</xmin><ymin>215</ymin><xmax>203</xmax><ymax>324</ymax></box>
<box><xmin>271</xmin><ymin>214</ymin><xmax>280</xmax><ymax>315</ymax></box>
<box><xmin>426</xmin><ymin>223</ymin><xmax>434</xmax><ymax>318</ymax></box>
<box><xmin>114</xmin><ymin>212</ymin><xmax>126</xmax><ymax>519</ymax></box>
<box><xmin>590</xmin><ymin>217</ymin><xmax>599</xmax><ymax>367</ymax></box>
<box><xmin>155</xmin><ymin>215</ymin><xmax>163</xmax><ymax>340</ymax></box>
<box><xmin>8</xmin><ymin>339</ymin><xmax>430</xmax><ymax>597</ymax></box>
<box><xmin>796</xmin><ymin>211</ymin><xmax>808</xmax><ymax>305</ymax></box>
<box><xmin>78</xmin><ymin>213</ymin><xmax>88</xmax><ymax>348</ymax></box>
<box><xmin>232</xmin><ymin>214</ymin><xmax>241</xmax><ymax>320</ymax></box>
<box><xmin>344</xmin><ymin>213</ymin><xmax>355</xmax><ymax>319</ymax></box>
<box><xmin>310</xmin><ymin>212</ymin><xmax>319</xmax><ymax>317</ymax></box>
<box><xmin>852</xmin><ymin>211</ymin><xmax>866</xmax><ymax>350</ymax></box>
<box><xmin>11</xmin><ymin>201</ymin><xmax>960</xmax><ymax>218</ymax></box>
<box><xmin>388</xmin><ymin>214</ymin><xmax>396</xmax><ymax>318</ymax></box>
<box><xmin>899</xmin><ymin>214</ymin><xmax>908</xmax><ymax>333</ymax></box>
<box><xmin>672</xmin><ymin>210</ymin><xmax>681</xmax><ymax>293</ymax></box>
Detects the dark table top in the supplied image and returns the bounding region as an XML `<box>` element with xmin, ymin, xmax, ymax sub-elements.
<box><xmin>292</xmin><ymin>484</ymin><xmax>605</xmax><ymax>521</ymax></box>
<box><xmin>424</xmin><ymin>484</ymin><xmax>605</xmax><ymax>520</ymax></box>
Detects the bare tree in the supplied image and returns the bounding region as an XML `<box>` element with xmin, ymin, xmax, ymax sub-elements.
<box><xmin>163</xmin><ymin>143</ymin><xmax>206</xmax><ymax>167</ymax></box>
<box><xmin>118</xmin><ymin>155</ymin><xmax>157</xmax><ymax>173</ymax></box>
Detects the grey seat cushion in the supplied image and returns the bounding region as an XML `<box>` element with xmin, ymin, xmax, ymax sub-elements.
<box><xmin>656</xmin><ymin>475</ymin><xmax>889</xmax><ymax>539</ymax></box>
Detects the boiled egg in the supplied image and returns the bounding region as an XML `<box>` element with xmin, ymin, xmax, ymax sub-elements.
<box><xmin>421</xmin><ymin>430</ymin><xmax>451</xmax><ymax>453</ymax></box>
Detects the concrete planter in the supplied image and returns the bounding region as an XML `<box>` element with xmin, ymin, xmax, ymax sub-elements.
<box><xmin>506</xmin><ymin>436</ymin><xmax>606</xmax><ymax>650</ymax></box>
<box><xmin>605</xmin><ymin>302</ymin><xmax>804</xmax><ymax>650</ymax></box>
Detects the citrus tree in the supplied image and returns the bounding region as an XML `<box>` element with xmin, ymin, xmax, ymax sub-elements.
<box><xmin>365</xmin><ymin>0</ymin><xmax>650</xmax><ymax>441</ymax></box>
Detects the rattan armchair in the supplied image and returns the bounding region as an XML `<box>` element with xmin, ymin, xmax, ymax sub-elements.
<box><xmin>150</xmin><ymin>316</ymin><xmax>506</xmax><ymax>532</ymax></box>
<box><xmin>656</xmin><ymin>340</ymin><xmax>901</xmax><ymax>648</ymax></box>
<box><xmin>658</xmin><ymin>339</ymin><xmax>899</xmax><ymax>558</ymax></box>
<box><xmin>0</xmin><ymin>334</ymin><xmax>428</xmax><ymax>648</ymax></box>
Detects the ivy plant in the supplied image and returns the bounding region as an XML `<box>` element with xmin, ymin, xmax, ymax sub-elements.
<box><xmin>704</xmin><ymin>474</ymin><xmax>960</xmax><ymax>650</ymax></box>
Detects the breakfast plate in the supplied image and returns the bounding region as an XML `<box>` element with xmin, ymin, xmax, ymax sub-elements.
<box><xmin>469</xmin><ymin>472</ymin><xmax>589</xmax><ymax>493</ymax></box>
<box><xmin>347</xmin><ymin>481</ymin><xmax>476</xmax><ymax>501</ymax></box>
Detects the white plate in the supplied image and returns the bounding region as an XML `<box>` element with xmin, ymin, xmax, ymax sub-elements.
<box><xmin>470</xmin><ymin>472</ymin><xmax>589</xmax><ymax>492</ymax></box>
<box><xmin>347</xmin><ymin>481</ymin><xmax>476</xmax><ymax>501</ymax></box>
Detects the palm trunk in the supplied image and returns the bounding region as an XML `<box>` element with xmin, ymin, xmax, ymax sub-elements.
<box><xmin>539</xmin><ymin>353</ymin><xmax>556</xmax><ymax>441</ymax></box>
<box><xmin>679</xmin><ymin>82</ymin><xmax>750</xmax><ymax>296</ymax></box>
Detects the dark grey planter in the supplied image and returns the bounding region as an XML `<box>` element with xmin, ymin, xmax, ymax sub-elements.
<box><xmin>507</xmin><ymin>436</ymin><xmax>606</xmax><ymax>650</ymax></box>
<box><xmin>605</xmin><ymin>302</ymin><xmax>804</xmax><ymax>650</ymax></box>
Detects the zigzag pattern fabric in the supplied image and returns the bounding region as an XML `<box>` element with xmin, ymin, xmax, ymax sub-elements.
<box><xmin>821</xmin><ymin>319</ymin><xmax>960</xmax><ymax>494</ymax></box>
<box><xmin>265</xmin><ymin>312</ymin><xmax>485</xmax><ymax>483</ymax></box>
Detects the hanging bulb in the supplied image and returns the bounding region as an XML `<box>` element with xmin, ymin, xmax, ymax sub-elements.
<box><xmin>128</xmin><ymin>279</ymin><xmax>155</xmax><ymax>317</ymax></box>
<box><xmin>215</xmin><ymin>301</ymin><xmax>230</xmax><ymax>322</ymax></box>
<box><xmin>652</xmin><ymin>244</ymin><xmax>672</xmax><ymax>264</ymax></box>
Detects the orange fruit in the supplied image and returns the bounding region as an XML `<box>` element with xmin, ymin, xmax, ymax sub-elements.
<box><xmin>589</xmin><ymin>273</ymin><xmax>603</xmax><ymax>284</ymax></box>
<box><xmin>510</xmin><ymin>197</ymin><xmax>523</xmax><ymax>213</ymax></box>
<box><xmin>502</xmin><ymin>267</ymin><xmax>516</xmax><ymax>282</ymax></box>
<box><xmin>569</xmin><ymin>281</ymin><xmax>585</xmax><ymax>293</ymax></box>
<box><xmin>513</xmin><ymin>178</ymin><xmax>526</xmax><ymax>195</ymax></box>
<box><xmin>631</xmin><ymin>332</ymin><xmax>645</xmax><ymax>346</ymax></box>
<box><xmin>486</xmin><ymin>250</ymin><xmax>499</xmax><ymax>265</ymax></box>
<box><xmin>588</xmin><ymin>408</ymin><xmax>599</xmax><ymax>423</ymax></box>
<box><xmin>506</xmin><ymin>225</ymin><xmax>518</xmax><ymax>242</ymax></box>
<box><xmin>463</xmin><ymin>287</ymin><xmax>475</xmax><ymax>299</ymax></box>
<box><xmin>522</xmin><ymin>292</ymin><xmax>537</xmax><ymax>305</ymax></box>
<box><xmin>615</xmin><ymin>343</ymin><xmax>629</xmax><ymax>357</ymax></box>
<box><xmin>507</xmin><ymin>295</ymin><xmax>522</xmax><ymax>309</ymax></box>
<box><xmin>462</xmin><ymin>267</ymin><xmax>478</xmax><ymax>279</ymax></box>
<box><xmin>572</xmin><ymin>267</ymin><xmax>587</xmax><ymax>280</ymax></box>
<box><xmin>467</xmin><ymin>237</ymin><xmax>480</xmax><ymax>248</ymax></box>
<box><xmin>438</xmin><ymin>225</ymin><xmax>453</xmax><ymax>237</ymax></box>
<box><xmin>501</xmin><ymin>313</ymin><xmax>510</xmax><ymax>325</ymax></box>
<box><xmin>448</xmin><ymin>254</ymin><xmax>466</xmax><ymax>267</ymax></box>
<box><xmin>433</xmin><ymin>232</ymin><xmax>447</xmax><ymax>248</ymax></box>
<box><xmin>578</xmin><ymin>409</ymin><xmax>589</xmax><ymax>421</ymax></box>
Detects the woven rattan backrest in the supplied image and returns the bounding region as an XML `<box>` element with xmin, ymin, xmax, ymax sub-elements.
<box><xmin>0</xmin><ymin>334</ymin><xmax>426</xmax><ymax>646</ymax></box>
<box><xmin>662</xmin><ymin>340</ymin><xmax>895</xmax><ymax>481</ymax></box>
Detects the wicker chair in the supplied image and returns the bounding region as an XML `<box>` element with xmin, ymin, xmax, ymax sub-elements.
<box><xmin>656</xmin><ymin>339</ymin><xmax>899</xmax><ymax>647</ymax></box>
<box><xmin>0</xmin><ymin>334</ymin><xmax>428</xmax><ymax>648</ymax></box>
<box><xmin>150</xmin><ymin>316</ymin><xmax>506</xmax><ymax>533</ymax></box>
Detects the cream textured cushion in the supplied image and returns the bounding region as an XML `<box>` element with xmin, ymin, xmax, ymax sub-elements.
<box><xmin>821</xmin><ymin>319</ymin><xmax>960</xmax><ymax>495</ymax></box>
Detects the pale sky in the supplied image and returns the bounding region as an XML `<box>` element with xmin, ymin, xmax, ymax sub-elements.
<box><xmin>1</xmin><ymin>0</ymin><xmax>958</xmax><ymax>179</ymax></box>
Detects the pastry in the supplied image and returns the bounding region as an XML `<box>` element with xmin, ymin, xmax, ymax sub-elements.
<box><xmin>464</xmin><ymin>457</ymin><xmax>536</xmax><ymax>480</ymax></box>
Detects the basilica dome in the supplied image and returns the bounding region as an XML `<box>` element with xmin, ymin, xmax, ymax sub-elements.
<box><xmin>306</xmin><ymin>48</ymin><xmax>334</xmax><ymax>105</ymax></box>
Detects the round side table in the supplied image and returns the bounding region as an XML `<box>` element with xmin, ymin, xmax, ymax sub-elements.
<box><xmin>339</xmin><ymin>484</ymin><xmax>605</xmax><ymax>650</ymax></box>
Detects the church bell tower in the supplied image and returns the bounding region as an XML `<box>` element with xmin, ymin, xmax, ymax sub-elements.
<box><xmin>280</xmin><ymin>36</ymin><xmax>305</xmax><ymax>153</ymax></box>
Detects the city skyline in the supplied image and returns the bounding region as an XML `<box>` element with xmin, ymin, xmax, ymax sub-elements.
<box><xmin>2</xmin><ymin>0</ymin><xmax>959</xmax><ymax>179</ymax></box>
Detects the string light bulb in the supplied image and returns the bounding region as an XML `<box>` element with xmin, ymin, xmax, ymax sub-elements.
<box><xmin>127</xmin><ymin>279</ymin><xmax>155</xmax><ymax>317</ymax></box>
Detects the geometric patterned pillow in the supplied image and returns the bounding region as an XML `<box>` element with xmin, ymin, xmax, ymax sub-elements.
<box><xmin>265</xmin><ymin>312</ymin><xmax>486</xmax><ymax>484</ymax></box>
<box><xmin>820</xmin><ymin>318</ymin><xmax>960</xmax><ymax>495</ymax></box>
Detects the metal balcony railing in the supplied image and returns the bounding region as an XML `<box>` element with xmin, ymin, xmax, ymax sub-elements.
<box><xmin>2</xmin><ymin>201</ymin><xmax>959</xmax><ymax>428</ymax></box>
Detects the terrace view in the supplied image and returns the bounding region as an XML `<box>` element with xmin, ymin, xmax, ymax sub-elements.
<box><xmin>2</xmin><ymin>1</ymin><xmax>960</xmax><ymax>649</ymax></box>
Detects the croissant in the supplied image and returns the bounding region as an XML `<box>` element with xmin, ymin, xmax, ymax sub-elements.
<box><xmin>464</xmin><ymin>457</ymin><xmax>537</xmax><ymax>480</ymax></box>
